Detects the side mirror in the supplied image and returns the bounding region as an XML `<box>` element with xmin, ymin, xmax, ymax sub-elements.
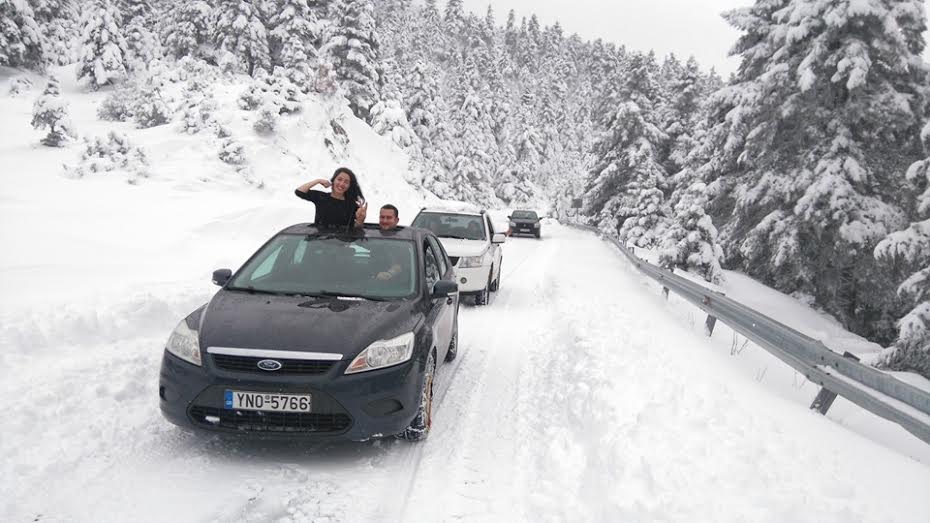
<box><xmin>507</xmin><ymin>215</ymin><xmax>512</xmax><ymax>220</ymax></box>
<box><xmin>492</xmin><ymin>233</ymin><xmax>507</xmax><ymax>244</ymax></box>
<box><xmin>430</xmin><ymin>280</ymin><xmax>458</xmax><ymax>298</ymax></box>
<box><xmin>212</xmin><ymin>268</ymin><xmax>232</xmax><ymax>286</ymax></box>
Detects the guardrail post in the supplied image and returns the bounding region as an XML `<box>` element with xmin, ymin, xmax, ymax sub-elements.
<box><xmin>810</xmin><ymin>352</ymin><xmax>861</xmax><ymax>415</ymax></box>
<box><xmin>701</xmin><ymin>296</ymin><xmax>717</xmax><ymax>336</ymax></box>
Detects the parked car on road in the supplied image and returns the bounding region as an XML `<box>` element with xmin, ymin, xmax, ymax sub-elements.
<box><xmin>508</xmin><ymin>210</ymin><xmax>542</xmax><ymax>238</ymax></box>
<box><xmin>410</xmin><ymin>207</ymin><xmax>505</xmax><ymax>306</ymax></box>
<box><xmin>159</xmin><ymin>224</ymin><xmax>460</xmax><ymax>441</ymax></box>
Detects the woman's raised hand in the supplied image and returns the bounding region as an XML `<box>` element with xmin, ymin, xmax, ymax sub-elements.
<box><xmin>319</xmin><ymin>179</ymin><xmax>332</xmax><ymax>188</ymax></box>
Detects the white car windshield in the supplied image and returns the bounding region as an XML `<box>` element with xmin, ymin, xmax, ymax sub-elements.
<box><xmin>412</xmin><ymin>212</ymin><xmax>486</xmax><ymax>241</ymax></box>
<box><xmin>227</xmin><ymin>235</ymin><xmax>417</xmax><ymax>299</ymax></box>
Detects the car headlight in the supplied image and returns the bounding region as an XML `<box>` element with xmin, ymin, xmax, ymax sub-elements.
<box><xmin>460</xmin><ymin>250</ymin><xmax>490</xmax><ymax>268</ymax></box>
<box><xmin>534</xmin><ymin>223</ymin><xmax>540</xmax><ymax>228</ymax></box>
<box><xmin>509</xmin><ymin>221</ymin><xmax>516</xmax><ymax>228</ymax></box>
<box><xmin>165</xmin><ymin>318</ymin><xmax>202</xmax><ymax>366</ymax></box>
<box><xmin>345</xmin><ymin>332</ymin><xmax>415</xmax><ymax>374</ymax></box>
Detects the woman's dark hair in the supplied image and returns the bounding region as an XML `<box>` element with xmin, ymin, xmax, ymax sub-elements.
<box><xmin>331</xmin><ymin>167</ymin><xmax>364</xmax><ymax>204</ymax></box>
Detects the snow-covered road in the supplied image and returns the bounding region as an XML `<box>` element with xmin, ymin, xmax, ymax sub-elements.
<box><xmin>4</xmin><ymin>224</ymin><xmax>930</xmax><ymax>523</ymax></box>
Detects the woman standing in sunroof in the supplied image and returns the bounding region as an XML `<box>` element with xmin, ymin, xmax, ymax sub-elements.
<box><xmin>295</xmin><ymin>167</ymin><xmax>368</xmax><ymax>228</ymax></box>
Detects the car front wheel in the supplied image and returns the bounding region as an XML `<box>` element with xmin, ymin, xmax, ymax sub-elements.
<box><xmin>474</xmin><ymin>268</ymin><xmax>491</xmax><ymax>305</ymax></box>
<box><xmin>398</xmin><ymin>350</ymin><xmax>435</xmax><ymax>441</ymax></box>
<box><xmin>489</xmin><ymin>259</ymin><xmax>501</xmax><ymax>292</ymax></box>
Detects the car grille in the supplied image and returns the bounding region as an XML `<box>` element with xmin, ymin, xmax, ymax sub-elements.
<box><xmin>212</xmin><ymin>354</ymin><xmax>336</xmax><ymax>375</ymax></box>
<box><xmin>189</xmin><ymin>406</ymin><xmax>352</xmax><ymax>433</ymax></box>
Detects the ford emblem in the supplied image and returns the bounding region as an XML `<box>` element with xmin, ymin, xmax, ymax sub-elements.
<box><xmin>257</xmin><ymin>359</ymin><xmax>283</xmax><ymax>371</ymax></box>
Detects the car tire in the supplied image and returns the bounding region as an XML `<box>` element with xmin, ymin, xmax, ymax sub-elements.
<box><xmin>489</xmin><ymin>260</ymin><xmax>501</xmax><ymax>292</ymax></box>
<box><xmin>445</xmin><ymin>319</ymin><xmax>458</xmax><ymax>362</ymax></box>
<box><xmin>474</xmin><ymin>271</ymin><xmax>491</xmax><ymax>306</ymax></box>
<box><xmin>535</xmin><ymin>231</ymin><xmax>541</xmax><ymax>239</ymax></box>
<box><xmin>398</xmin><ymin>350</ymin><xmax>435</xmax><ymax>441</ymax></box>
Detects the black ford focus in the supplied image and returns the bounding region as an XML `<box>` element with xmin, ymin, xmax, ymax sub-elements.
<box><xmin>159</xmin><ymin>224</ymin><xmax>460</xmax><ymax>441</ymax></box>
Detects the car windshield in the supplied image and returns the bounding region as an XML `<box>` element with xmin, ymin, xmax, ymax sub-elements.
<box><xmin>412</xmin><ymin>212</ymin><xmax>486</xmax><ymax>241</ymax></box>
<box><xmin>512</xmin><ymin>210</ymin><xmax>538</xmax><ymax>219</ymax></box>
<box><xmin>227</xmin><ymin>234</ymin><xmax>417</xmax><ymax>299</ymax></box>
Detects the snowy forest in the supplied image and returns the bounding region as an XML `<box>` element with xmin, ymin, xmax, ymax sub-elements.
<box><xmin>1</xmin><ymin>0</ymin><xmax>928</xmax><ymax>376</ymax></box>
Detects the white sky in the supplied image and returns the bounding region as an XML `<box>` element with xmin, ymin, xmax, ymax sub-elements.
<box><xmin>458</xmin><ymin>0</ymin><xmax>930</xmax><ymax>77</ymax></box>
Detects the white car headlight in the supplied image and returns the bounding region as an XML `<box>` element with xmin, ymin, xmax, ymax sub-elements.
<box><xmin>166</xmin><ymin>318</ymin><xmax>202</xmax><ymax>366</ymax></box>
<box><xmin>509</xmin><ymin>221</ymin><xmax>516</xmax><ymax>228</ymax></box>
<box><xmin>460</xmin><ymin>250</ymin><xmax>490</xmax><ymax>268</ymax></box>
<box><xmin>534</xmin><ymin>223</ymin><xmax>540</xmax><ymax>228</ymax></box>
<box><xmin>346</xmin><ymin>332</ymin><xmax>415</xmax><ymax>374</ymax></box>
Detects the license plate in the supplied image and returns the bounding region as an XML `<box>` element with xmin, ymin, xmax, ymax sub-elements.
<box><xmin>224</xmin><ymin>390</ymin><xmax>312</xmax><ymax>413</ymax></box>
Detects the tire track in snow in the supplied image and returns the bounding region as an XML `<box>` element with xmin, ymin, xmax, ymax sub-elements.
<box><xmin>398</xmin><ymin>232</ymin><xmax>562</xmax><ymax>521</ymax></box>
<box><xmin>374</xmin><ymin>343</ymin><xmax>472</xmax><ymax>521</ymax></box>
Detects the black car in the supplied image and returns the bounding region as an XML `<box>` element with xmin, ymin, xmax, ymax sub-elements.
<box><xmin>159</xmin><ymin>224</ymin><xmax>460</xmax><ymax>441</ymax></box>
<box><xmin>508</xmin><ymin>210</ymin><xmax>542</xmax><ymax>238</ymax></box>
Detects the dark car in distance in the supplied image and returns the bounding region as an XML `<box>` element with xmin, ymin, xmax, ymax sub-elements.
<box><xmin>508</xmin><ymin>210</ymin><xmax>542</xmax><ymax>238</ymax></box>
<box><xmin>159</xmin><ymin>224</ymin><xmax>460</xmax><ymax>441</ymax></box>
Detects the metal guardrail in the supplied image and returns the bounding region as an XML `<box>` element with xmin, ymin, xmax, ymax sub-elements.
<box><xmin>570</xmin><ymin>222</ymin><xmax>930</xmax><ymax>445</ymax></box>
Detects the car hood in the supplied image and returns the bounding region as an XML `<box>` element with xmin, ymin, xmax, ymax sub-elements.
<box><xmin>436</xmin><ymin>237</ymin><xmax>488</xmax><ymax>257</ymax></box>
<box><xmin>199</xmin><ymin>290</ymin><xmax>422</xmax><ymax>359</ymax></box>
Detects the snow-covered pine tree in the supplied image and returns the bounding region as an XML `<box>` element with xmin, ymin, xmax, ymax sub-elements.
<box><xmin>212</xmin><ymin>0</ymin><xmax>271</xmax><ymax>76</ymax></box>
<box><xmin>875</xmin><ymin>221</ymin><xmax>930</xmax><ymax>376</ymax></box>
<box><xmin>663</xmin><ymin>56</ymin><xmax>703</xmax><ymax>175</ymax></box>
<box><xmin>370</xmin><ymin>63</ymin><xmax>416</xmax><ymax>148</ymax></box>
<box><xmin>321</xmin><ymin>0</ymin><xmax>379</xmax><ymax>121</ymax></box>
<box><xmin>875</xmin><ymin>121</ymin><xmax>930</xmax><ymax>376</ymax></box>
<box><xmin>76</xmin><ymin>0</ymin><xmax>129</xmax><ymax>90</ymax></box>
<box><xmin>370</xmin><ymin>97</ymin><xmax>415</xmax><ymax>148</ymax></box>
<box><xmin>518</xmin><ymin>14</ymin><xmax>540</xmax><ymax>73</ymax></box>
<box><xmin>403</xmin><ymin>60</ymin><xmax>440</xmax><ymax>146</ymax></box>
<box><xmin>31</xmin><ymin>75</ymin><xmax>75</xmax><ymax>146</ymax></box>
<box><xmin>177</xmin><ymin>77</ymin><xmax>218</xmax><ymax>134</ymax></box>
<box><xmin>583</xmin><ymin>52</ymin><xmax>669</xmax><ymax>247</ymax></box>
<box><xmin>268</xmin><ymin>0</ymin><xmax>319</xmax><ymax>87</ymax></box>
<box><xmin>447</xmin><ymin>51</ymin><xmax>497</xmax><ymax>205</ymax></box>
<box><xmin>116</xmin><ymin>0</ymin><xmax>146</xmax><ymax>23</ymax></box>
<box><xmin>121</xmin><ymin>0</ymin><xmax>158</xmax><ymax>72</ymax></box>
<box><xmin>659</xmin><ymin>181</ymin><xmax>724</xmax><ymax>283</ymax></box>
<box><xmin>31</xmin><ymin>0</ymin><xmax>78</xmax><ymax>66</ymax></box>
<box><xmin>70</xmin><ymin>131</ymin><xmax>149</xmax><ymax>182</ymax></box>
<box><xmin>1</xmin><ymin>0</ymin><xmax>46</xmax><ymax>69</ymax></box>
<box><xmin>414</xmin><ymin>0</ymin><xmax>445</xmax><ymax>63</ymax></box>
<box><xmin>503</xmin><ymin>9</ymin><xmax>517</xmax><ymax>56</ymax></box>
<box><xmin>162</xmin><ymin>0</ymin><xmax>211</xmax><ymax>59</ymax></box>
<box><xmin>253</xmin><ymin>102</ymin><xmax>279</xmax><ymax>134</ymax></box>
<box><xmin>442</xmin><ymin>0</ymin><xmax>465</xmax><ymax>59</ymax></box>
<box><xmin>701</xmin><ymin>0</ymin><xmax>930</xmax><ymax>338</ymax></box>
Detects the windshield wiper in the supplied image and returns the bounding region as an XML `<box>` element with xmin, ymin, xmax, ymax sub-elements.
<box><xmin>227</xmin><ymin>286</ymin><xmax>299</xmax><ymax>297</ymax></box>
<box><xmin>311</xmin><ymin>290</ymin><xmax>390</xmax><ymax>302</ymax></box>
<box><xmin>439</xmin><ymin>234</ymin><xmax>470</xmax><ymax>240</ymax></box>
